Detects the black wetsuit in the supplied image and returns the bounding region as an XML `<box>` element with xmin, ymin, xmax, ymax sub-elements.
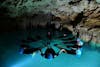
<box><xmin>65</xmin><ymin>49</ymin><xmax>76</xmax><ymax>55</ymax></box>
<box><xmin>20</xmin><ymin>45</ymin><xmax>40</xmax><ymax>54</ymax></box>
<box><xmin>41</xmin><ymin>48</ymin><xmax>58</xmax><ymax>59</ymax></box>
<box><xmin>23</xmin><ymin>48</ymin><xmax>40</xmax><ymax>54</ymax></box>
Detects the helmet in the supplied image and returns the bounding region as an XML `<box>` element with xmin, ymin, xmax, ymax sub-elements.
<box><xmin>19</xmin><ymin>48</ymin><xmax>24</xmax><ymax>54</ymax></box>
<box><xmin>77</xmin><ymin>38</ymin><xmax>84</xmax><ymax>46</ymax></box>
<box><xmin>47</xmin><ymin>53</ymin><xmax>53</xmax><ymax>60</ymax></box>
<box><xmin>76</xmin><ymin>48</ymin><xmax>82</xmax><ymax>57</ymax></box>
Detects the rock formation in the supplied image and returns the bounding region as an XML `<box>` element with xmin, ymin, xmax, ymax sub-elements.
<box><xmin>0</xmin><ymin>0</ymin><xmax>100</xmax><ymax>47</ymax></box>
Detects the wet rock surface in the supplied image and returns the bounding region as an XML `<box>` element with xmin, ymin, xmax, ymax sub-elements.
<box><xmin>0</xmin><ymin>0</ymin><xmax>100</xmax><ymax>46</ymax></box>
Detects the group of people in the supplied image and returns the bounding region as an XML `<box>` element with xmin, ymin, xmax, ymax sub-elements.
<box><xmin>39</xmin><ymin>30</ymin><xmax>84</xmax><ymax>60</ymax></box>
<box><xmin>19</xmin><ymin>21</ymin><xmax>84</xmax><ymax>60</ymax></box>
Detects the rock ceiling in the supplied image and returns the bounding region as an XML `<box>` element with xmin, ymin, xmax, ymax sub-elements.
<box><xmin>0</xmin><ymin>0</ymin><xmax>100</xmax><ymax>46</ymax></box>
<box><xmin>0</xmin><ymin>0</ymin><xmax>100</xmax><ymax>17</ymax></box>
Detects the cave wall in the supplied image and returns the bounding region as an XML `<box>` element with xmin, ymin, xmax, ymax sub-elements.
<box><xmin>0</xmin><ymin>0</ymin><xmax>100</xmax><ymax>45</ymax></box>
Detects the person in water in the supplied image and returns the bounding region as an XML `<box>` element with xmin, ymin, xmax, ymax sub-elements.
<box><xmin>19</xmin><ymin>44</ymin><xmax>41</xmax><ymax>54</ymax></box>
<box><xmin>54</xmin><ymin>38</ymin><xmax>83</xmax><ymax>56</ymax></box>
<box><xmin>54</xmin><ymin>29</ymin><xmax>84</xmax><ymax>56</ymax></box>
<box><xmin>20</xmin><ymin>42</ymin><xmax>59</xmax><ymax>60</ymax></box>
<box><xmin>40</xmin><ymin>42</ymin><xmax>59</xmax><ymax>60</ymax></box>
<box><xmin>40</xmin><ymin>47</ymin><xmax>58</xmax><ymax>60</ymax></box>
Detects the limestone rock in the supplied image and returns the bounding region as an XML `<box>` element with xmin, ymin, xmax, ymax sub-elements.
<box><xmin>0</xmin><ymin>0</ymin><xmax>100</xmax><ymax>45</ymax></box>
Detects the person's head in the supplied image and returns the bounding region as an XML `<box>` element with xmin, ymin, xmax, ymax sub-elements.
<box><xmin>63</xmin><ymin>33</ymin><xmax>67</xmax><ymax>37</ymax></box>
<box><xmin>48</xmin><ymin>32</ymin><xmax>51</xmax><ymax>35</ymax></box>
<box><xmin>46</xmin><ymin>53</ymin><xmax>54</xmax><ymax>60</ymax></box>
<box><xmin>76</xmin><ymin>48</ymin><xmax>82</xmax><ymax>57</ymax></box>
<box><xmin>77</xmin><ymin>38</ymin><xmax>84</xmax><ymax>46</ymax></box>
<box><xmin>19</xmin><ymin>45</ymin><xmax>29</xmax><ymax>54</ymax></box>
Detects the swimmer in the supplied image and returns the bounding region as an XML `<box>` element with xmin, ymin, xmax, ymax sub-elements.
<box><xmin>40</xmin><ymin>47</ymin><xmax>58</xmax><ymax>60</ymax></box>
<box><xmin>54</xmin><ymin>38</ymin><xmax>84</xmax><ymax>56</ymax></box>
<box><xmin>19</xmin><ymin>44</ymin><xmax>41</xmax><ymax>54</ymax></box>
<box><xmin>40</xmin><ymin>42</ymin><xmax>59</xmax><ymax>60</ymax></box>
<box><xmin>47</xmin><ymin>31</ymin><xmax>52</xmax><ymax>40</ymax></box>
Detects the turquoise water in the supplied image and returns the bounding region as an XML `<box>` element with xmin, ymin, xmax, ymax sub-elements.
<box><xmin>0</xmin><ymin>31</ymin><xmax>100</xmax><ymax>67</ymax></box>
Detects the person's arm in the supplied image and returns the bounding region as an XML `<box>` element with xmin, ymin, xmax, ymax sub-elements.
<box><xmin>54</xmin><ymin>44</ymin><xmax>67</xmax><ymax>54</ymax></box>
<box><xmin>55</xmin><ymin>49</ymin><xmax>67</xmax><ymax>56</ymax></box>
<box><xmin>39</xmin><ymin>49</ymin><xmax>44</xmax><ymax>56</ymax></box>
<box><xmin>59</xmin><ymin>49</ymin><xmax>67</xmax><ymax>54</ymax></box>
<box><xmin>71</xmin><ymin>48</ymin><xmax>77</xmax><ymax>50</ymax></box>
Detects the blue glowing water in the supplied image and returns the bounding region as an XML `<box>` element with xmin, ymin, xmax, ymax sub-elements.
<box><xmin>0</xmin><ymin>31</ymin><xmax>100</xmax><ymax>67</ymax></box>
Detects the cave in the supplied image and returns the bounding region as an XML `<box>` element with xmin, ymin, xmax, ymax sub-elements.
<box><xmin>0</xmin><ymin>0</ymin><xmax>100</xmax><ymax>67</ymax></box>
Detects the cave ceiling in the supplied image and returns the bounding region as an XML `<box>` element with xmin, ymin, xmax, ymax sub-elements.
<box><xmin>0</xmin><ymin>0</ymin><xmax>100</xmax><ymax>45</ymax></box>
<box><xmin>0</xmin><ymin>0</ymin><xmax>100</xmax><ymax>17</ymax></box>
